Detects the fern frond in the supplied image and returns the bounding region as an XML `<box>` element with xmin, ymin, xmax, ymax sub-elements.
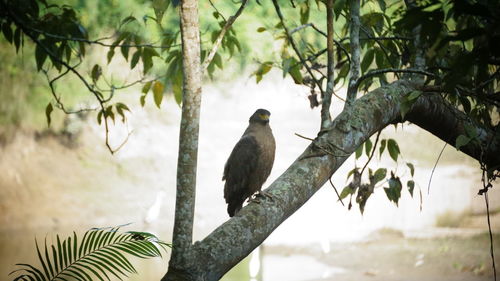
<box><xmin>9</xmin><ymin>227</ymin><xmax>170</xmax><ymax>281</ymax></box>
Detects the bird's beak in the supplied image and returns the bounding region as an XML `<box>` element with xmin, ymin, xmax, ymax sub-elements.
<box><xmin>259</xmin><ymin>114</ymin><xmax>270</xmax><ymax>121</ymax></box>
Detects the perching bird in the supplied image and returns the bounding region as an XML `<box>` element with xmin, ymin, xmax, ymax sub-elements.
<box><xmin>223</xmin><ymin>109</ymin><xmax>276</xmax><ymax>217</ymax></box>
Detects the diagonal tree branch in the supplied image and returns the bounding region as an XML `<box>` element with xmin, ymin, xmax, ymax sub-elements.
<box><xmin>175</xmin><ymin>80</ymin><xmax>500</xmax><ymax>280</ymax></box>
<box><xmin>201</xmin><ymin>0</ymin><xmax>249</xmax><ymax>72</ymax></box>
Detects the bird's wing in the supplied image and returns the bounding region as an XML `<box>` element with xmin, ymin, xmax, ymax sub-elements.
<box><xmin>223</xmin><ymin>135</ymin><xmax>260</xmax><ymax>202</ymax></box>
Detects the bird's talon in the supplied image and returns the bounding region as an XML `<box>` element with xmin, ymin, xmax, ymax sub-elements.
<box><xmin>256</xmin><ymin>191</ymin><xmax>274</xmax><ymax>201</ymax></box>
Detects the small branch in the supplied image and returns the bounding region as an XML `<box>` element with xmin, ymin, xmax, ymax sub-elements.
<box><xmin>16</xmin><ymin>23</ymin><xmax>175</xmax><ymax>49</ymax></box>
<box><xmin>295</xmin><ymin>133</ymin><xmax>315</xmax><ymax>141</ymax></box>
<box><xmin>355</xmin><ymin>68</ymin><xmax>436</xmax><ymax>90</ymax></box>
<box><xmin>208</xmin><ymin>0</ymin><xmax>227</xmax><ymax>22</ymax></box>
<box><xmin>271</xmin><ymin>0</ymin><xmax>324</xmax><ymax>96</ymax></box>
<box><xmin>6</xmin><ymin>7</ymin><xmax>131</xmax><ymax>154</ymax></box>
<box><xmin>345</xmin><ymin>0</ymin><xmax>361</xmax><ymax>109</ymax></box>
<box><xmin>329</xmin><ymin>177</ymin><xmax>344</xmax><ymax>206</ymax></box>
<box><xmin>201</xmin><ymin>0</ymin><xmax>248</xmax><ymax>71</ymax></box>
<box><xmin>292</xmin><ymin>23</ymin><xmax>352</xmax><ymax>67</ymax></box>
<box><xmin>360</xmin><ymin>130</ymin><xmax>381</xmax><ymax>175</ymax></box>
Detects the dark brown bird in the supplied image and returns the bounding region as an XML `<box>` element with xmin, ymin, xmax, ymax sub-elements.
<box><xmin>223</xmin><ymin>109</ymin><xmax>276</xmax><ymax>217</ymax></box>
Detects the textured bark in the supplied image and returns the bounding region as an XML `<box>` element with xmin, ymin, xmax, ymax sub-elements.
<box><xmin>345</xmin><ymin>0</ymin><xmax>361</xmax><ymax>108</ymax></box>
<box><xmin>321</xmin><ymin>0</ymin><xmax>334</xmax><ymax>130</ymax></box>
<box><xmin>164</xmin><ymin>80</ymin><xmax>499</xmax><ymax>281</ymax></box>
<box><xmin>164</xmin><ymin>0</ymin><xmax>202</xmax><ymax>279</ymax></box>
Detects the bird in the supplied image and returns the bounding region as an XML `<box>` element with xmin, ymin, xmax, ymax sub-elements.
<box><xmin>223</xmin><ymin>109</ymin><xmax>276</xmax><ymax>217</ymax></box>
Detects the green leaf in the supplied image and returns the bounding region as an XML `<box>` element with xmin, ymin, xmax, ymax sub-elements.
<box><xmin>361</xmin><ymin>49</ymin><xmax>375</xmax><ymax>73</ymax></box>
<box><xmin>91</xmin><ymin>64</ymin><xmax>102</xmax><ymax>82</ymax></box>
<box><xmin>254</xmin><ymin>62</ymin><xmax>273</xmax><ymax>84</ymax></box>
<box><xmin>407</xmin><ymin>180</ymin><xmax>415</xmax><ymax>197</ymax></box>
<box><xmin>379</xmin><ymin>139</ymin><xmax>386</xmax><ymax>157</ymax></box>
<box><xmin>384</xmin><ymin>175</ymin><xmax>402</xmax><ymax>206</ymax></box>
<box><xmin>339</xmin><ymin>186</ymin><xmax>354</xmax><ymax>200</ymax></box>
<box><xmin>120</xmin><ymin>16</ymin><xmax>137</xmax><ymax>26</ymax></box>
<box><xmin>97</xmin><ymin>110</ymin><xmax>103</xmax><ymax>125</ymax></box>
<box><xmin>387</xmin><ymin>139</ymin><xmax>400</xmax><ymax>162</ymax></box>
<box><xmin>372</xmin><ymin>168</ymin><xmax>387</xmax><ymax>184</ymax></box>
<box><xmin>131</xmin><ymin>49</ymin><xmax>142</xmax><ymax>69</ymax></box>
<box><xmin>107</xmin><ymin>48</ymin><xmax>115</xmax><ymax>64</ymax></box>
<box><xmin>355</xmin><ymin>144</ymin><xmax>363</xmax><ymax>159</ymax></box>
<box><xmin>45</xmin><ymin>103</ymin><xmax>53</xmax><ymax>127</ymax></box>
<box><xmin>13</xmin><ymin>27</ymin><xmax>21</xmax><ymax>52</ymax></box>
<box><xmin>35</xmin><ymin>44</ymin><xmax>48</xmax><ymax>71</ymax></box>
<box><xmin>152</xmin><ymin>81</ymin><xmax>164</xmax><ymax>108</ymax></box>
<box><xmin>455</xmin><ymin>135</ymin><xmax>471</xmax><ymax>150</ymax></box>
<box><xmin>2</xmin><ymin>22</ymin><xmax>13</xmax><ymax>43</ymax></box>
<box><xmin>120</xmin><ymin>38</ymin><xmax>131</xmax><ymax>61</ymax></box>
<box><xmin>299</xmin><ymin>3</ymin><xmax>310</xmax><ymax>25</ymax></box>
<box><xmin>153</xmin><ymin>0</ymin><xmax>170</xmax><ymax>23</ymax></box>
<box><xmin>346</xmin><ymin>168</ymin><xmax>358</xmax><ymax>181</ymax></box>
<box><xmin>288</xmin><ymin>63</ymin><xmax>303</xmax><ymax>84</ymax></box>
<box><xmin>173</xmin><ymin>76</ymin><xmax>183</xmax><ymax>105</ymax></box>
<box><xmin>213</xmin><ymin>53</ymin><xmax>223</xmax><ymax>69</ymax></box>
<box><xmin>116</xmin><ymin>103</ymin><xmax>130</xmax><ymax>122</ymax></box>
<box><xmin>407</xmin><ymin>91</ymin><xmax>421</xmax><ymax>100</ymax></box>
<box><xmin>257</xmin><ymin>27</ymin><xmax>266</xmax><ymax>32</ymax></box>
<box><xmin>364</xmin><ymin>138</ymin><xmax>373</xmax><ymax>157</ymax></box>
<box><xmin>333</xmin><ymin>0</ymin><xmax>347</xmax><ymax>19</ymax></box>
<box><xmin>142</xmin><ymin>47</ymin><xmax>159</xmax><ymax>74</ymax></box>
<box><xmin>406</xmin><ymin>162</ymin><xmax>415</xmax><ymax>177</ymax></box>
<box><xmin>464</xmin><ymin>123</ymin><xmax>478</xmax><ymax>138</ymax></box>
<box><xmin>142</xmin><ymin>81</ymin><xmax>152</xmax><ymax>94</ymax></box>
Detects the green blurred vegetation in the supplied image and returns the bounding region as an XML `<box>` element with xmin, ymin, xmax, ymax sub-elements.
<box><xmin>0</xmin><ymin>0</ymin><xmax>285</xmax><ymax>135</ymax></box>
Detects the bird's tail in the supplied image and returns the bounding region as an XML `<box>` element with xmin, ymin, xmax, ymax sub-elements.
<box><xmin>227</xmin><ymin>202</ymin><xmax>242</xmax><ymax>217</ymax></box>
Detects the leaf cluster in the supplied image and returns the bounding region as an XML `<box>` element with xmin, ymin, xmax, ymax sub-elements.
<box><xmin>9</xmin><ymin>227</ymin><xmax>170</xmax><ymax>281</ymax></box>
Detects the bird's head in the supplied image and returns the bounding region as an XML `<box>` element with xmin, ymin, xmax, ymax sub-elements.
<box><xmin>249</xmin><ymin>108</ymin><xmax>271</xmax><ymax>125</ymax></box>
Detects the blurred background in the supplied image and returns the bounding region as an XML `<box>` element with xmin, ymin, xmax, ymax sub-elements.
<box><xmin>1</xmin><ymin>0</ymin><xmax>499</xmax><ymax>280</ymax></box>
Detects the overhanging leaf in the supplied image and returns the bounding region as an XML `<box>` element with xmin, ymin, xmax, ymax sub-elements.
<box><xmin>455</xmin><ymin>135</ymin><xmax>470</xmax><ymax>150</ymax></box>
<box><xmin>387</xmin><ymin>139</ymin><xmax>400</xmax><ymax>161</ymax></box>
<box><xmin>152</xmin><ymin>81</ymin><xmax>164</xmax><ymax>108</ymax></box>
<box><xmin>45</xmin><ymin>103</ymin><xmax>53</xmax><ymax>127</ymax></box>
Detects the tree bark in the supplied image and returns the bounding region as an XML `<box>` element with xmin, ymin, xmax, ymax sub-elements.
<box><xmin>163</xmin><ymin>0</ymin><xmax>202</xmax><ymax>279</ymax></box>
<box><xmin>165</xmin><ymin>80</ymin><xmax>500</xmax><ymax>280</ymax></box>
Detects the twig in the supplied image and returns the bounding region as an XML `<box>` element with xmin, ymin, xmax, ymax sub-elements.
<box><xmin>295</xmin><ymin>133</ymin><xmax>350</xmax><ymax>158</ymax></box>
<box><xmin>485</xmin><ymin>191</ymin><xmax>497</xmax><ymax>281</ymax></box>
<box><xmin>14</xmin><ymin>22</ymin><xmax>175</xmax><ymax>49</ymax></box>
<box><xmin>294</xmin><ymin>23</ymin><xmax>352</xmax><ymax>68</ymax></box>
<box><xmin>271</xmin><ymin>0</ymin><xmax>324</xmax><ymax>96</ymax></box>
<box><xmin>355</xmin><ymin>68</ymin><xmax>436</xmax><ymax>90</ymax></box>
<box><xmin>295</xmin><ymin>133</ymin><xmax>315</xmax><ymax>141</ymax></box>
<box><xmin>208</xmin><ymin>0</ymin><xmax>227</xmax><ymax>22</ymax></box>
<box><xmin>427</xmin><ymin>143</ymin><xmax>446</xmax><ymax>194</ymax></box>
<box><xmin>359</xmin><ymin>25</ymin><xmax>400</xmax><ymax>80</ymax></box>
<box><xmin>201</xmin><ymin>0</ymin><xmax>248</xmax><ymax>71</ymax></box>
<box><xmin>360</xmin><ymin>131</ymin><xmax>382</xmax><ymax>175</ymax></box>
<box><xmin>329</xmin><ymin>177</ymin><xmax>344</xmax><ymax>206</ymax></box>
<box><xmin>6</xmin><ymin>7</ymin><xmax>129</xmax><ymax>154</ymax></box>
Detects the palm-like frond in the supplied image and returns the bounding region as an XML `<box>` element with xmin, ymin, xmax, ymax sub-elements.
<box><xmin>9</xmin><ymin>227</ymin><xmax>170</xmax><ymax>281</ymax></box>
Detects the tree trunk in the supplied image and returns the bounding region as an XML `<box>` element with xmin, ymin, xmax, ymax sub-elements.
<box><xmin>163</xmin><ymin>80</ymin><xmax>500</xmax><ymax>280</ymax></box>
<box><xmin>163</xmin><ymin>0</ymin><xmax>202</xmax><ymax>279</ymax></box>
